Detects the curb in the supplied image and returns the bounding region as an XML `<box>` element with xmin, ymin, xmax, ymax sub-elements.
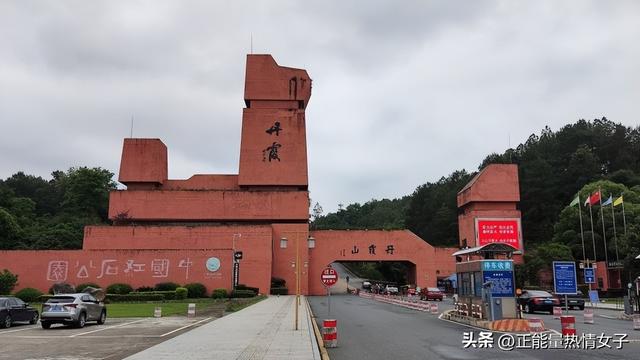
<box><xmin>305</xmin><ymin>297</ymin><xmax>331</xmax><ymax>360</ymax></box>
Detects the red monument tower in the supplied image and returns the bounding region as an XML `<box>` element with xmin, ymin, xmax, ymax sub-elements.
<box><xmin>1</xmin><ymin>55</ymin><xmax>459</xmax><ymax>296</ymax></box>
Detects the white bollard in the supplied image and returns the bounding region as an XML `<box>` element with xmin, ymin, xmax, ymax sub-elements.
<box><xmin>154</xmin><ymin>306</ymin><xmax>162</xmax><ymax>318</ymax></box>
<box><xmin>187</xmin><ymin>303</ymin><xmax>196</xmax><ymax>318</ymax></box>
<box><xmin>583</xmin><ymin>308</ymin><xmax>594</xmax><ymax>324</ymax></box>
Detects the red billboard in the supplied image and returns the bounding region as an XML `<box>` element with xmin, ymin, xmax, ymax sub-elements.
<box><xmin>475</xmin><ymin>219</ymin><xmax>522</xmax><ymax>251</ymax></box>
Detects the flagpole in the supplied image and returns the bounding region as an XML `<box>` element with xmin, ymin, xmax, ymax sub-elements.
<box><xmin>610</xmin><ymin>195</ymin><xmax>619</xmax><ymax>262</ymax></box>
<box><xmin>621</xmin><ymin>197</ymin><xmax>627</xmax><ymax>235</ymax></box>
<box><xmin>598</xmin><ymin>188</ymin><xmax>609</xmax><ymax>289</ymax></box>
<box><xmin>578</xmin><ymin>197</ymin><xmax>586</xmax><ymax>264</ymax></box>
<box><xmin>588</xmin><ymin>201</ymin><xmax>597</xmax><ymax>264</ymax></box>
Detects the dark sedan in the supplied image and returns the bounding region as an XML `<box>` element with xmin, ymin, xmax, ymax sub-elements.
<box><xmin>0</xmin><ymin>296</ymin><xmax>40</xmax><ymax>328</ymax></box>
<box><xmin>517</xmin><ymin>290</ymin><xmax>560</xmax><ymax>314</ymax></box>
<box><xmin>557</xmin><ymin>290</ymin><xmax>585</xmax><ymax>310</ymax></box>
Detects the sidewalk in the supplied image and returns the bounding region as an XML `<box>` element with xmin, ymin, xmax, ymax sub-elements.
<box><xmin>125</xmin><ymin>296</ymin><xmax>321</xmax><ymax>360</ymax></box>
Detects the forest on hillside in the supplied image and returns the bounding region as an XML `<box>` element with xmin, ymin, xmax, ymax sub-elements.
<box><xmin>313</xmin><ymin>117</ymin><xmax>640</xmax><ymax>284</ymax></box>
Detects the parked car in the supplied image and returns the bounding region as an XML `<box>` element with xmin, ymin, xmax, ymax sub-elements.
<box><xmin>362</xmin><ymin>281</ymin><xmax>372</xmax><ymax>291</ymax></box>
<box><xmin>419</xmin><ymin>287</ymin><xmax>444</xmax><ymax>301</ymax></box>
<box><xmin>517</xmin><ymin>290</ymin><xmax>560</xmax><ymax>314</ymax></box>
<box><xmin>40</xmin><ymin>293</ymin><xmax>106</xmax><ymax>329</ymax></box>
<box><xmin>557</xmin><ymin>290</ymin><xmax>585</xmax><ymax>310</ymax></box>
<box><xmin>0</xmin><ymin>296</ymin><xmax>39</xmax><ymax>328</ymax></box>
<box><xmin>384</xmin><ymin>285</ymin><xmax>399</xmax><ymax>295</ymax></box>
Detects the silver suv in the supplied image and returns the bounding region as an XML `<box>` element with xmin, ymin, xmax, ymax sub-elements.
<box><xmin>41</xmin><ymin>293</ymin><xmax>106</xmax><ymax>329</ymax></box>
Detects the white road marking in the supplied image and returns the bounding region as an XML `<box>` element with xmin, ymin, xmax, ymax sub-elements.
<box><xmin>160</xmin><ymin>317</ymin><xmax>212</xmax><ymax>337</ymax></box>
<box><xmin>0</xmin><ymin>325</ymin><xmax>38</xmax><ymax>334</ymax></box>
<box><xmin>69</xmin><ymin>318</ymin><xmax>147</xmax><ymax>337</ymax></box>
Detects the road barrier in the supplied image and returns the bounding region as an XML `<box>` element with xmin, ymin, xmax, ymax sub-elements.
<box><xmin>633</xmin><ymin>314</ymin><xmax>640</xmax><ymax>331</ymax></box>
<box><xmin>528</xmin><ymin>318</ymin><xmax>544</xmax><ymax>333</ymax></box>
<box><xmin>430</xmin><ymin>303</ymin><xmax>438</xmax><ymax>315</ymax></box>
<box><xmin>322</xmin><ymin>319</ymin><xmax>338</xmax><ymax>348</ymax></box>
<box><xmin>560</xmin><ymin>315</ymin><xmax>576</xmax><ymax>336</ymax></box>
<box><xmin>154</xmin><ymin>306</ymin><xmax>162</xmax><ymax>318</ymax></box>
<box><xmin>187</xmin><ymin>303</ymin><xmax>196</xmax><ymax>318</ymax></box>
<box><xmin>553</xmin><ymin>307</ymin><xmax>562</xmax><ymax>319</ymax></box>
<box><xmin>583</xmin><ymin>308</ymin><xmax>594</xmax><ymax>324</ymax></box>
<box><xmin>471</xmin><ymin>304</ymin><xmax>482</xmax><ymax>318</ymax></box>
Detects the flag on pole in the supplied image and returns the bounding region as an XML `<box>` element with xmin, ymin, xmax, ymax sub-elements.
<box><xmin>588</xmin><ymin>190</ymin><xmax>601</xmax><ymax>206</ymax></box>
<box><xmin>613</xmin><ymin>196</ymin><xmax>624</xmax><ymax>207</ymax></box>
<box><xmin>570</xmin><ymin>195</ymin><xmax>580</xmax><ymax>207</ymax></box>
<box><xmin>584</xmin><ymin>196</ymin><xmax>590</xmax><ymax>206</ymax></box>
<box><xmin>602</xmin><ymin>195</ymin><xmax>613</xmax><ymax>206</ymax></box>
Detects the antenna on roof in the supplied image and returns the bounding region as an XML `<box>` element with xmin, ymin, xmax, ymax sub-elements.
<box><xmin>130</xmin><ymin>116</ymin><xmax>134</xmax><ymax>138</ymax></box>
<box><xmin>250</xmin><ymin>34</ymin><xmax>253</xmax><ymax>54</ymax></box>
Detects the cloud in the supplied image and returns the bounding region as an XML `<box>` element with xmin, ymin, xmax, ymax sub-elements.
<box><xmin>1</xmin><ymin>0</ymin><xmax>639</xmax><ymax>212</ymax></box>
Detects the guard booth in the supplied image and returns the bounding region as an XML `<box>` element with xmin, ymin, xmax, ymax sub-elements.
<box><xmin>453</xmin><ymin>243</ymin><xmax>517</xmax><ymax>321</ymax></box>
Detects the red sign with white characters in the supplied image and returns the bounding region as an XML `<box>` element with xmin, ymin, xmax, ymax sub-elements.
<box><xmin>476</xmin><ymin>219</ymin><xmax>521</xmax><ymax>250</ymax></box>
<box><xmin>321</xmin><ymin>266</ymin><xmax>338</xmax><ymax>287</ymax></box>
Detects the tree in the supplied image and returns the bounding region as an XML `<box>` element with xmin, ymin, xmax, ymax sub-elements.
<box><xmin>0</xmin><ymin>208</ymin><xmax>22</xmax><ymax>249</ymax></box>
<box><xmin>0</xmin><ymin>269</ymin><xmax>18</xmax><ymax>295</ymax></box>
<box><xmin>61</xmin><ymin>167</ymin><xmax>116</xmax><ymax>220</ymax></box>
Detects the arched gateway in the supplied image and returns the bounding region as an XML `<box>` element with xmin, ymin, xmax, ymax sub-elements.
<box><xmin>1</xmin><ymin>55</ymin><xmax>459</xmax><ymax>296</ymax></box>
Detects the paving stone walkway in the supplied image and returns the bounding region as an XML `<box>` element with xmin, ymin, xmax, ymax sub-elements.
<box><xmin>125</xmin><ymin>296</ymin><xmax>320</xmax><ymax>360</ymax></box>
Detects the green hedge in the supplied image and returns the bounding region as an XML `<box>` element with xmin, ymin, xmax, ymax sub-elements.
<box><xmin>154</xmin><ymin>282</ymin><xmax>180</xmax><ymax>291</ymax></box>
<box><xmin>230</xmin><ymin>289</ymin><xmax>256</xmax><ymax>298</ymax></box>
<box><xmin>236</xmin><ymin>284</ymin><xmax>259</xmax><ymax>294</ymax></box>
<box><xmin>211</xmin><ymin>288</ymin><xmax>228</xmax><ymax>299</ymax></box>
<box><xmin>106</xmin><ymin>283</ymin><xmax>134</xmax><ymax>295</ymax></box>
<box><xmin>175</xmin><ymin>287</ymin><xmax>188</xmax><ymax>300</ymax></box>
<box><xmin>130</xmin><ymin>291</ymin><xmax>177</xmax><ymax>300</ymax></box>
<box><xmin>184</xmin><ymin>283</ymin><xmax>207</xmax><ymax>298</ymax></box>
<box><xmin>14</xmin><ymin>287</ymin><xmax>44</xmax><ymax>302</ymax></box>
<box><xmin>270</xmin><ymin>287</ymin><xmax>288</xmax><ymax>295</ymax></box>
<box><xmin>106</xmin><ymin>293</ymin><xmax>165</xmax><ymax>302</ymax></box>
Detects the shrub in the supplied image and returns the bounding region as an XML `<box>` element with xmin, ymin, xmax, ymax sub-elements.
<box><xmin>270</xmin><ymin>287</ymin><xmax>288</xmax><ymax>295</ymax></box>
<box><xmin>155</xmin><ymin>282</ymin><xmax>180</xmax><ymax>291</ymax></box>
<box><xmin>136</xmin><ymin>286</ymin><xmax>154</xmax><ymax>292</ymax></box>
<box><xmin>271</xmin><ymin>277</ymin><xmax>286</xmax><ymax>287</ymax></box>
<box><xmin>14</xmin><ymin>287</ymin><xmax>43</xmax><ymax>302</ymax></box>
<box><xmin>106</xmin><ymin>293</ymin><xmax>165</xmax><ymax>302</ymax></box>
<box><xmin>175</xmin><ymin>287</ymin><xmax>188</xmax><ymax>300</ymax></box>
<box><xmin>76</xmin><ymin>282</ymin><xmax>101</xmax><ymax>292</ymax></box>
<box><xmin>48</xmin><ymin>282</ymin><xmax>75</xmax><ymax>295</ymax></box>
<box><xmin>236</xmin><ymin>284</ymin><xmax>259</xmax><ymax>294</ymax></box>
<box><xmin>130</xmin><ymin>291</ymin><xmax>176</xmax><ymax>300</ymax></box>
<box><xmin>211</xmin><ymin>288</ymin><xmax>228</xmax><ymax>299</ymax></box>
<box><xmin>0</xmin><ymin>269</ymin><xmax>19</xmax><ymax>295</ymax></box>
<box><xmin>184</xmin><ymin>283</ymin><xmax>207</xmax><ymax>298</ymax></box>
<box><xmin>106</xmin><ymin>283</ymin><xmax>133</xmax><ymax>295</ymax></box>
<box><xmin>230</xmin><ymin>289</ymin><xmax>256</xmax><ymax>298</ymax></box>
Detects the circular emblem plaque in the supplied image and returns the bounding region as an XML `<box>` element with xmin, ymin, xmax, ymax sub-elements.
<box><xmin>206</xmin><ymin>257</ymin><xmax>221</xmax><ymax>272</ymax></box>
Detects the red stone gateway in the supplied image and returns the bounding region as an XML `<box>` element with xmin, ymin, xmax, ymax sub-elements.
<box><xmin>0</xmin><ymin>55</ymin><xmax>523</xmax><ymax>296</ymax></box>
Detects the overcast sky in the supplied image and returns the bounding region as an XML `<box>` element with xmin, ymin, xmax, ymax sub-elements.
<box><xmin>1</xmin><ymin>1</ymin><xmax>639</xmax><ymax>213</ymax></box>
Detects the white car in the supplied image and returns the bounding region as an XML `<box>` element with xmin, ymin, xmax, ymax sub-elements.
<box><xmin>385</xmin><ymin>286</ymin><xmax>399</xmax><ymax>295</ymax></box>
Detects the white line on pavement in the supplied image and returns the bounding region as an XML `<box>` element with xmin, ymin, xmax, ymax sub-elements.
<box><xmin>0</xmin><ymin>325</ymin><xmax>38</xmax><ymax>334</ymax></box>
<box><xmin>160</xmin><ymin>317</ymin><xmax>212</xmax><ymax>337</ymax></box>
<box><xmin>70</xmin><ymin>318</ymin><xmax>148</xmax><ymax>338</ymax></box>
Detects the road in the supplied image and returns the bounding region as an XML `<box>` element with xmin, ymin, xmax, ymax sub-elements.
<box><xmin>328</xmin><ymin>262</ymin><xmax>363</xmax><ymax>295</ymax></box>
<box><xmin>308</xmin><ymin>294</ymin><xmax>639</xmax><ymax>360</ymax></box>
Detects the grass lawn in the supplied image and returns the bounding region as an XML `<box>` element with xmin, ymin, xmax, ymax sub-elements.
<box><xmin>105</xmin><ymin>296</ymin><xmax>266</xmax><ymax>318</ymax></box>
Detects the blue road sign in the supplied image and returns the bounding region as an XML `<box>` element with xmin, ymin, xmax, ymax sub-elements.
<box><xmin>553</xmin><ymin>261</ymin><xmax>577</xmax><ymax>295</ymax></box>
<box><xmin>584</xmin><ymin>267</ymin><xmax>595</xmax><ymax>284</ymax></box>
<box><xmin>482</xmin><ymin>270</ymin><xmax>515</xmax><ymax>297</ymax></box>
<box><xmin>588</xmin><ymin>290</ymin><xmax>599</xmax><ymax>304</ymax></box>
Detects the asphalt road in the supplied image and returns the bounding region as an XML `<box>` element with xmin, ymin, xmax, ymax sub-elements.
<box><xmin>308</xmin><ymin>294</ymin><xmax>639</xmax><ymax>360</ymax></box>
